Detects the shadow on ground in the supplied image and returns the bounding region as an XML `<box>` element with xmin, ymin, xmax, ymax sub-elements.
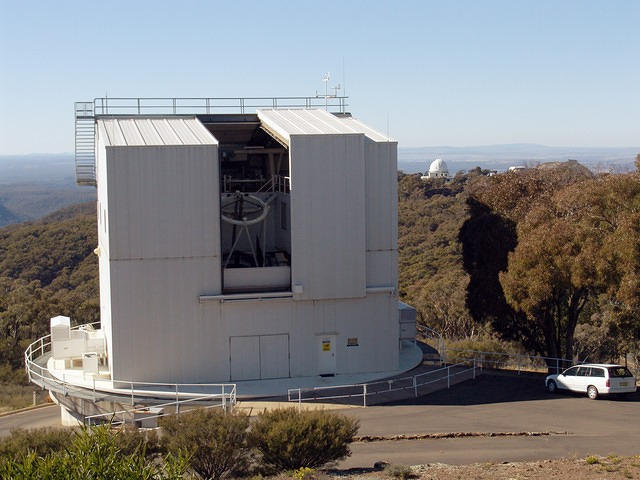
<box><xmin>386</xmin><ymin>371</ymin><xmax>640</xmax><ymax>406</ymax></box>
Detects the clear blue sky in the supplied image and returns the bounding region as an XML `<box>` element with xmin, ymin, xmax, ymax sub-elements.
<box><xmin>1</xmin><ymin>0</ymin><xmax>638</xmax><ymax>154</ymax></box>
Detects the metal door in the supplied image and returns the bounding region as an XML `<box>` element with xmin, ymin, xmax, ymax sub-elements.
<box><xmin>260</xmin><ymin>334</ymin><xmax>290</xmax><ymax>379</ymax></box>
<box><xmin>318</xmin><ymin>334</ymin><xmax>336</xmax><ymax>376</ymax></box>
<box><xmin>230</xmin><ymin>336</ymin><xmax>260</xmax><ymax>381</ymax></box>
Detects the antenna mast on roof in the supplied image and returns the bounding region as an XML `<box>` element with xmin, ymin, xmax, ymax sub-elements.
<box><xmin>316</xmin><ymin>72</ymin><xmax>341</xmax><ymax>111</ymax></box>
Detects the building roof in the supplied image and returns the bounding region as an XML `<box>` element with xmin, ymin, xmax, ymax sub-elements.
<box><xmin>97</xmin><ymin>117</ymin><xmax>217</xmax><ymax>147</ymax></box>
<box><xmin>257</xmin><ymin>109</ymin><xmax>394</xmax><ymax>143</ymax></box>
<box><xmin>258</xmin><ymin>109</ymin><xmax>356</xmax><ymax>137</ymax></box>
<box><xmin>429</xmin><ymin>158</ymin><xmax>448</xmax><ymax>173</ymax></box>
<box><xmin>335</xmin><ymin>116</ymin><xmax>394</xmax><ymax>143</ymax></box>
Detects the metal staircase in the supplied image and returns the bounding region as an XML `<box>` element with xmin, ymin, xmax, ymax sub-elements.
<box><xmin>74</xmin><ymin>102</ymin><xmax>96</xmax><ymax>186</ymax></box>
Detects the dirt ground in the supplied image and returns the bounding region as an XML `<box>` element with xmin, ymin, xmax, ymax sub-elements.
<box><xmin>328</xmin><ymin>454</ymin><xmax>640</xmax><ymax>479</ymax></box>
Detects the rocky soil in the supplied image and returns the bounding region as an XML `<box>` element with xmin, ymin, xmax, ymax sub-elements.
<box><xmin>327</xmin><ymin>454</ymin><xmax>640</xmax><ymax>479</ymax></box>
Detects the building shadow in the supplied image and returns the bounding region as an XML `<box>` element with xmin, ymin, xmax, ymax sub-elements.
<box><xmin>384</xmin><ymin>371</ymin><xmax>640</xmax><ymax>406</ymax></box>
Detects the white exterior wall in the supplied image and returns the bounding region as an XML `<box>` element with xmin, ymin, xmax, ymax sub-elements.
<box><xmin>100</xmin><ymin>141</ymin><xmax>221</xmax><ymax>381</ymax></box>
<box><xmin>364</xmin><ymin>137</ymin><xmax>398</xmax><ymax>288</ymax></box>
<box><xmin>106</xmin><ymin>146</ymin><xmax>220</xmax><ymax>261</ymax></box>
<box><xmin>96</xmin><ymin>127</ymin><xmax>114</xmax><ymax>370</ymax></box>
<box><xmin>109</xmin><ymin>258</ymin><xmax>221</xmax><ymax>381</ymax></box>
<box><xmin>289</xmin><ymin>134</ymin><xmax>366</xmax><ymax>300</ymax></box>
<box><xmin>193</xmin><ymin>292</ymin><xmax>396</xmax><ymax>382</ymax></box>
<box><xmin>95</xmin><ymin>112</ymin><xmax>402</xmax><ymax>384</ymax></box>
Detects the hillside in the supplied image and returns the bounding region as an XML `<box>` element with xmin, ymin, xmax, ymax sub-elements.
<box><xmin>0</xmin><ymin>202</ymin><xmax>99</xmax><ymax>380</ymax></box>
<box><xmin>1</xmin><ymin>161</ymin><xmax>638</xmax><ymax>382</ymax></box>
<box><xmin>0</xmin><ymin>182</ymin><xmax>96</xmax><ymax>227</ymax></box>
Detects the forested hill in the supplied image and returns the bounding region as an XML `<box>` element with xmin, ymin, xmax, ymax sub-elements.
<box><xmin>0</xmin><ymin>202</ymin><xmax>99</xmax><ymax>380</ymax></box>
<box><xmin>400</xmin><ymin>159</ymin><xmax>640</xmax><ymax>366</ymax></box>
<box><xmin>1</xmin><ymin>160</ymin><xmax>640</xmax><ymax>380</ymax></box>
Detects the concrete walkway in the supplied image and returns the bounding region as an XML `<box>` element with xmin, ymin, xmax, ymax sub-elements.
<box><xmin>41</xmin><ymin>342</ymin><xmax>424</xmax><ymax>400</ymax></box>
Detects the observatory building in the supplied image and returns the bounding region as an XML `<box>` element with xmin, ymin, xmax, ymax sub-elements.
<box><xmin>421</xmin><ymin>158</ymin><xmax>449</xmax><ymax>180</ymax></box>
<box><xmin>26</xmin><ymin>97</ymin><xmax>418</xmax><ymax>418</ymax></box>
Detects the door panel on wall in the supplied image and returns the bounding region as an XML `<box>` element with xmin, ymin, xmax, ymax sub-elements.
<box><xmin>230</xmin><ymin>334</ymin><xmax>290</xmax><ymax>381</ymax></box>
<box><xmin>230</xmin><ymin>336</ymin><xmax>260</xmax><ymax>381</ymax></box>
<box><xmin>260</xmin><ymin>334</ymin><xmax>290</xmax><ymax>379</ymax></box>
<box><xmin>318</xmin><ymin>334</ymin><xmax>336</xmax><ymax>376</ymax></box>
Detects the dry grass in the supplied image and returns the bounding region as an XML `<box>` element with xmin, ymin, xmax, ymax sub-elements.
<box><xmin>0</xmin><ymin>382</ymin><xmax>48</xmax><ymax>413</ymax></box>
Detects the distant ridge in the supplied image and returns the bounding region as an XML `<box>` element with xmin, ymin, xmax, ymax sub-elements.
<box><xmin>399</xmin><ymin>144</ymin><xmax>639</xmax><ymax>174</ymax></box>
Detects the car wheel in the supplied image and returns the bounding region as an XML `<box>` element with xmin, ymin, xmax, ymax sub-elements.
<box><xmin>587</xmin><ymin>385</ymin><xmax>598</xmax><ymax>400</ymax></box>
<box><xmin>547</xmin><ymin>380</ymin><xmax>557</xmax><ymax>393</ymax></box>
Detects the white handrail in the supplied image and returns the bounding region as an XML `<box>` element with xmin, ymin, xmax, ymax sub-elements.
<box><xmin>84</xmin><ymin>384</ymin><xmax>237</xmax><ymax>426</ymax></box>
<box><xmin>444</xmin><ymin>348</ymin><xmax>575</xmax><ymax>375</ymax></box>
<box><xmin>24</xmin><ymin>323</ymin><xmax>236</xmax><ymax>408</ymax></box>
<box><xmin>287</xmin><ymin>360</ymin><xmax>477</xmax><ymax>407</ymax></box>
<box><xmin>88</xmin><ymin>96</ymin><xmax>349</xmax><ymax>116</ymax></box>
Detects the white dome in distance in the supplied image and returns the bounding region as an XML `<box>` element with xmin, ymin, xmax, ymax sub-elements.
<box><xmin>428</xmin><ymin>158</ymin><xmax>449</xmax><ymax>177</ymax></box>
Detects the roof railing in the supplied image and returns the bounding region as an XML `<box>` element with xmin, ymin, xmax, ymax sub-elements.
<box><xmin>74</xmin><ymin>96</ymin><xmax>349</xmax><ymax>186</ymax></box>
<box><xmin>91</xmin><ymin>96</ymin><xmax>349</xmax><ymax>116</ymax></box>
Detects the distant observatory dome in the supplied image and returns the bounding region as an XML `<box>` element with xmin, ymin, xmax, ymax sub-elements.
<box><xmin>427</xmin><ymin>158</ymin><xmax>449</xmax><ymax>178</ymax></box>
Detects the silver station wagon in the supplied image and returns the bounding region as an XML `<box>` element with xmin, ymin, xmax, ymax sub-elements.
<box><xmin>545</xmin><ymin>363</ymin><xmax>637</xmax><ymax>400</ymax></box>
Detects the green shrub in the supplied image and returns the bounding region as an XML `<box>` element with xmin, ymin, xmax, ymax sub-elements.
<box><xmin>249</xmin><ymin>408</ymin><xmax>359</xmax><ymax>472</ymax></box>
<box><xmin>0</xmin><ymin>425</ymin><xmax>187</xmax><ymax>480</ymax></box>
<box><xmin>0</xmin><ymin>427</ymin><xmax>74</xmax><ymax>460</ymax></box>
<box><xmin>160</xmin><ymin>408</ymin><xmax>251</xmax><ymax>480</ymax></box>
<box><xmin>585</xmin><ymin>455</ymin><xmax>600</xmax><ymax>465</ymax></box>
<box><xmin>114</xmin><ymin>425</ymin><xmax>164</xmax><ymax>459</ymax></box>
<box><xmin>384</xmin><ymin>464</ymin><xmax>416</xmax><ymax>479</ymax></box>
<box><xmin>0</xmin><ymin>425</ymin><xmax>164</xmax><ymax>463</ymax></box>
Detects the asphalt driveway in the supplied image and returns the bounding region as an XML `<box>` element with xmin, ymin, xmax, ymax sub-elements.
<box><xmin>339</xmin><ymin>372</ymin><xmax>640</xmax><ymax>468</ymax></box>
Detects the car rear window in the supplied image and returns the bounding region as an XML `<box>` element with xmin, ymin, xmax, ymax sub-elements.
<box><xmin>608</xmin><ymin>367</ymin><xmax>633</xmax><ymax>378</ymax></box>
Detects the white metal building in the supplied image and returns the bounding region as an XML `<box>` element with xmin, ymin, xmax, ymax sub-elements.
<box><xmin>23</xmin><ymin>98</ymin><xmax>419</xmax><ymax>412</ymax></box>
<box><xmin>92</xmin><ymin>107</ymin><xmax>412</xmax><ymax>384</ymax></box>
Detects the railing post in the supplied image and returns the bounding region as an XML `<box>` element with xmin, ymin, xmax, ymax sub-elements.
<box><xmin>447</xmin><ymin>366</ymin><xmax>451</xmax><ymax>389</ymax></box>
<box><xmin>222</xmin><ymin>385</ymin><xmax>226</xmax><ymax>412</ymax></box>
<box><xmin>388</xmin><ymin>380</ymin><xmax>392</xmax><ymax>392</ymax></box>
<box><xmin>93</xmin><ymin>377</ymin><xmax>96</xmax><ymax>402</ymax></box>
<box><xmin>137</xmin><ymin>98</ymin><xmax>140</xmax><ymax>115</ymax></box>
<box><xmin>298</xmin><ymin>388</ymin><xmax>302</xmax><ymax>411</ymax></box>
<box><xmin>556</xmin><ymin>358</ymin><xmax>559</xmax><ymax>375</ymax></box>
<box><xmin>175</xmin><ymin>384</ymin><xmax>179</xmax><ymax>414</ymax></box>
<box><xmin>413</xmin><ymin>376</ymin><xmax>418</xmax><ymax>397</ymax></box>
<box><xmin>363</xmin><ymin>384</ymin><xmax>367</xmax><ymax>407</ymax></box>
<box><xmin>130</xmin><ymin>383</ymin><xmax>134</xmax><ymax>406</ymax></box>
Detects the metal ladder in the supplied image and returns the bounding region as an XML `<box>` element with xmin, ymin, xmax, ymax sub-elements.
<box><xmin>74</xmin><ymin>102</ymin><xmax>96</xmax><ymax>186</ymax></box>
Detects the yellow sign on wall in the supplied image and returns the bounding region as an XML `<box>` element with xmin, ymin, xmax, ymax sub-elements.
<box><xmin>322</xmin><ymin>340</ymin><xmax>331</xmax><ymax>352</ymax></box>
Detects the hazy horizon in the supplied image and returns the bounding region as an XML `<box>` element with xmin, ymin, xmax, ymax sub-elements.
<box><xmin>1</xmin><ymin>1</ymin><xmax>639</xmax><ymax>154</ymax></box>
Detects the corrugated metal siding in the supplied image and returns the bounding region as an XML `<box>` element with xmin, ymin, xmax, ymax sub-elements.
<box><xmin>289</xmin><ymin>134</ymin><xmax>366</xmax><ymax>300</ymax></box>
<box><xmin>107</xmin><ymin>145</ymin><xmax>220</xmax><ymax>261</ymax></box>
<box><xmin>97</xmin><ymin>117</ymin><xmax>217</xmax><ymax>146</ymax></box>
<box><xmin>258</xmin><ymin>109</ymin><xmax>361</xmax><ymax>141</ymax></box>
<box><xmin>109</xmin><ymin>258</ymin><xmax>222</xmax><ymax>382</ymax></box>
<box><xmin>336</xmin><ymin>116</ymin><xmax>393</xmax><ymax>142</ymax></box>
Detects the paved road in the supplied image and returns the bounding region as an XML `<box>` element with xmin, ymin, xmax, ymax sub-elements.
<box><xmin>338</xmin><ymin>372</ymin><xmax>640</xmax><ymax>468</ymax></box>
<box><xmin>0</xmin><ymin>405</ymin><xmax>61</xmax><ymax>437</ymax></box>
<box><xmin>2</xmin><ymin>372</ymin><xmax>639</xmax><ymax>469</ymax></box>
